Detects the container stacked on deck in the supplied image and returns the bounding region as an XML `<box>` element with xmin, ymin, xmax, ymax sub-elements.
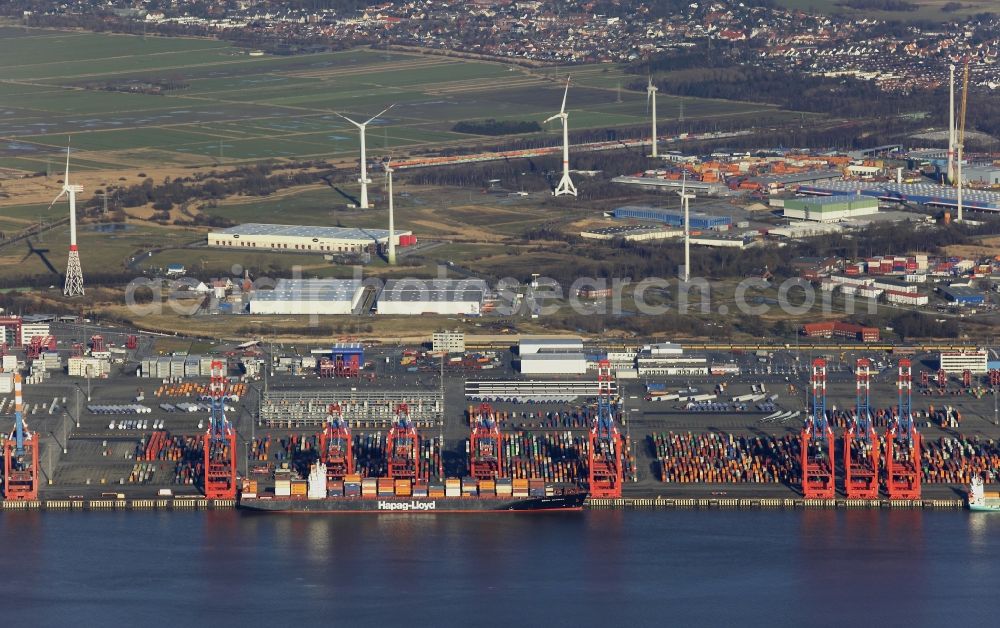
<box><xmin>500</xmin><ymin>431</ymin><xmax>587</xmax><ymax>483</ymax></box>
<box><xmin>651</xmin><ymin>432</ymin><xmax>797</xmax><ymax>484</ymax></box>
<box><xmin>248</xmin><ymin>436</ymin><xmax>271</xmax><ymax>461</ymax></box>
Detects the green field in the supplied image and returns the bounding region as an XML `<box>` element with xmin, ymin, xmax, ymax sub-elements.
<box><xmin>0</xmin><ymin>28</ymin><xmax>779</xmax><ymax>173</ymax></box>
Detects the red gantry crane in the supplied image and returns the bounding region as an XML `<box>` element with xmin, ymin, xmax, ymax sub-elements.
<box><xmin>203</xmin><ymin>360</ymin><xmax>238</xmax><ymax>499</ymax></box>
<box><xmin>588</xmin><ymin>360</ymin><xmax>623</xmax><ymax>498</ymax></box>
<box><xmin>886</xmin><ymin>359</ymin><xmax>921</xmax><ymax>500</ymax></box>
<box><xmin>801</xmin><ymin>358</ymin><xmax>835</xmax><ymax>499</ymax></box>
<box><xmin>469</xmin><ymin>403</ymin><xmax>503</xmax><ymax>481</ymax></box>
<box><xmin>319</xmin><ymin>403</ymin><xmax>354</xmax><ymax>483</ymax></box>
<box><xmin>386</xmin><ymin>404</ymin><xmax>419</xmax><ymax>480</ymax></box>
<box><xmin>3</xmin><ymin>374</ymin><xmax>39</xmax><ymax>501</ymax></box>
<box><xmin>844</xmin><ymin>358</ymin><xmax>879</xmax><ymax>499</ymax></box>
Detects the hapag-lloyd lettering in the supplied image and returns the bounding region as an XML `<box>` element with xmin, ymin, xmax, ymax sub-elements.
<box><xmin>377</xmin><ymin>500</ymin><xmax>437</xmax><ymax>511</ymax></box>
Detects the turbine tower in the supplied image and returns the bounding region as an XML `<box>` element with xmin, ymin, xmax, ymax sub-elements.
<box><xmin>647</xmin><ymin>77</ymin><xmax>658</xmax><ymax>158</ymax></box>
<box><xmin>385</xmin><ymin>158</ymin><xmax>396</xmax><ymax>266</ymax></box>
<box><xmin>947</xmin><ymin>64</ymin><xmax>956</xmax><ymax>184</ymax></box>
<box><xmin>677</xmin><ymin>172</ymin><xmax>695</xmax><ymax>283</ymax></box>
<box><xmin>48</xmin><ymin>143</ymin><xmax>84</xmax><ymax>297</ymax></box>
<box><xmin>545</xmin><ymin>78</ymin><xmax>576</xmax><ymax>197</ymax></box>
<box><xmin>335</xmin><ymin>105</ymin><xmax>393</xmax><ymax>209</ymax></box>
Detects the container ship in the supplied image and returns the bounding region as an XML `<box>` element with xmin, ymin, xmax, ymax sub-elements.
<box><xmin>239</xmin><ymin>404</ymin><xmax>593</xmax><ymax>514</ymax></box>
<box><xmin>238</xmin><ymin>463</ymin><xmax>586</xmax><ymax>513</ymax></box>
<box><xmin>968</xmin><ymin>475</ymin><xmax>1000</xmax><ymax>512</ymax></box>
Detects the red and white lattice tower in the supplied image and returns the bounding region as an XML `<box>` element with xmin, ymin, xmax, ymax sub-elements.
<box><xmin>49</xmin><ymin>144</ymin><xmax>85</xmax><ymax>297</ymax></box>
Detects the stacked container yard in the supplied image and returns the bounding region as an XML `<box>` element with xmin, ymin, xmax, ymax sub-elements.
<box><xmin>922</xmin><ymin>437</ymin><xmax>1000</xmax><ymax>484</ymax></box>
<box><xmin>651</xmin><ymin>432</ymin><xmax>798</xmax><ymax>484</ymax></box>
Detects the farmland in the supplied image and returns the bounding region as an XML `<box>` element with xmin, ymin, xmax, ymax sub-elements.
<box><xmin>772</xmin><ymin>0</ymin><xmax>995</xmax><ymax>21</ymax></box>
<box><xmin>0</xmin><ymin>27</ymin><xmax>779</xmax><ymax>177</ymax></box>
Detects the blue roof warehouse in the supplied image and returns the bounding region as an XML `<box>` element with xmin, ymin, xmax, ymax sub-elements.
<box><xmin>612</xmin><ymin>206</ymin><xmax>732</xmax><ymax>230</ymax></box>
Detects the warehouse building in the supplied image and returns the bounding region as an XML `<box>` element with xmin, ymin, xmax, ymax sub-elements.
<box><xmin>798</xmin><ymin>181</ymin><xmax>1000</xmax><ymax>213</ymax></box>
<box><xmin>208</xmin><ymin>223</ymin><xmax>413</xmax><ymax>253</ymax></box>
<box><xmin>885</xmin><ymin>290</ymin><xmax>929</xmax><ymax>306</ymax></box>
<box><xmin>579</xmin><ymin>225</ymin><xmax>683</xmax><ymax>241</ymax></box>
<box><xmin>689</xmin><ymin>234</ymin><xmax>751</xmax><ymax>249</ymax></box>
<box><xmin>939</xmin><ymin>286</ymin><xmax>985</xmax><ymax>306</ymax></box>
<box><xmin>748</xmin><ymin>169</ymin><xmax>843</xmax><ymax>193</ymax></box>
<box><xmin>610</xmin><ymin>175</ymin><xmax>729</xmax><ymax>196</ymax></box>
<box><xmin>376</xmin><ymin>279</ymin><xmax>486</xmax><ymax>316</ymax></box>
<box><xmin>940</xmin><ymin>351</ymin><xmax>988</xmax><ymax>374</ymax></box>
<box><xmin>801</xmin><ymin>321</ymin><xmax>880</xmax><ymax>342</ymax></box>
<box><xmin>249</xmin><ymin>279</ymin><xmax>365</xmax><ymax>315</ymax></box>
<box><xmin>783</xmin><ymin>195</ymin><xmax>879</xmax><ymax>222</ymax></box>
<box><xmin>519</xmin><ymin>352</ymin><xmax>588</xmax><ymax>375</ymax></box>
<box><xmin>519</xmin><ymin>337</ymin><xmax>584</xmax><ymax>355</ymax></box>
<box><xmin>612</xmin><ymin>206</ymin><xmax>732</xmax><ymax>230</ymax></box>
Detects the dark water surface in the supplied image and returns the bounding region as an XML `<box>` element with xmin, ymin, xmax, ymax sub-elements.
<box><xmin>1</xmin><ymin>509</ymin><xmax>996</xmax><ymax>627</ymax></box>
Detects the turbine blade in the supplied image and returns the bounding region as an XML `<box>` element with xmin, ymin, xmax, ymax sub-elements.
<box><xmin>544</xmin><ymin>114</ymin><xmax>561</xmax><ymax>124</ymax></box>
<box><xmin>46</xmin><ymin>189</ymin><xmax>67</xmax><ymax>212</ymax></box>
<box><xmin>64</xmin><ymin>139</ymin><xmax>71</xmax><ymax>184</ymax></box>
<box><xmin>334</xmin><ymin>112</ymin><xmax>363</xmax><ymax>128</ymax></box>
<box><xmin>560</xmin><ymin>77</ymin><xmax>570</xmax><ymax>114</ymax></box>
<box><xmin>364</xmin><ymin>104</ymin><xmax>394</xmax><ymax>126</ymax></box>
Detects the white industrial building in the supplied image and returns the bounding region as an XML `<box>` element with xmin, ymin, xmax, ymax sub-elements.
<box><xmin>376</xmin><ymin>279</ymin><xmax>486</xmax><ymax>316</ymax></box>
<box><xmin>519</xmin><ymin>352</ymin><xmax>588</xmax><ymax>375</ymax></box>
<box><xmin>208</xmin><ymin>223</ymin><xmax>411</xmax><ymax>253</ymax></box>
<box><xmin>940</xmin><ymin>351</ymin><xmax>988</xmax><ymax>374</ymax></box>
<box><xmin>249</xmin><ymin>279</ymin><xmax>365</xmax><ymax>315</ymax></box>
<box><xmin>519</xmin><ymin>337</ymin><xmax>584</xmax><ymax>355</ymax></box>
<box><xmin>432</xmin><ymin>331</ymin><xmax>466</xmax><ymax>354</ymax></box>
<box><xmin>21</xmin><ymin>322</ymin><xmax>50</xmax><ymax>342</ymax></box>
<box><xmin>68</xmin><ymin>356</ymin><xmax>111</xmax><ymax>378</ymax></box>
<box><xmin>782</xmin><ymin>195</ymin><xmax>879</xmax><ymax>222</ymax></box>
<box><xmin>636</xmin><ymin>343</ymin><xmax>707</xmax><ymax>376</ymax></box>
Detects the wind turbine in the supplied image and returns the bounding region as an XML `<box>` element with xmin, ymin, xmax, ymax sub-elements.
<box><xmin>384</xmin><ymin>157</ymin><xmax>396</xmax><ymax>266</ymax></box>
<box><xmin>677</xmin><ymin>172</ymin><xmax>695</xmax><ymax>283</ymax></box>
<box><xmin>545</xmin><ymin>78</ymin><xmax>577</xmax><ymax>197</ymax></box>
<box><xmin>335</xmin><ymin>105</ymin><xmax>394</xmax><ymax>209</ymax></box>
<box><xmin>647</xmin><ymin>77</ymin><xmax>658</xmax><ymax>158</ymax></box>
<box><xmin>46</xmin><ymin>142</ymin><xmax>85</xmax><ymax>296</ymax></box>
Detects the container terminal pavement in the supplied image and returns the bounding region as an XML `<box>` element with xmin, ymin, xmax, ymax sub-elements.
<box><xmin>2</xmin><ymin>341</ymin><xmax>999</xmax><ymax>510</ymax></box>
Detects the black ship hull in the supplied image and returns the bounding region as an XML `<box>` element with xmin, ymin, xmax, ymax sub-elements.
<box><xmin>239</xmin><ymin>492</ymin><xmax>587</xmax><ymax>513</ymax></box>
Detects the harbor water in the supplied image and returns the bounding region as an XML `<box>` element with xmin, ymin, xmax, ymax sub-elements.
<box><xmin>1</xmin><ymin>509</ymin><xmax>998</xmax><ymax>626</ymax></box>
